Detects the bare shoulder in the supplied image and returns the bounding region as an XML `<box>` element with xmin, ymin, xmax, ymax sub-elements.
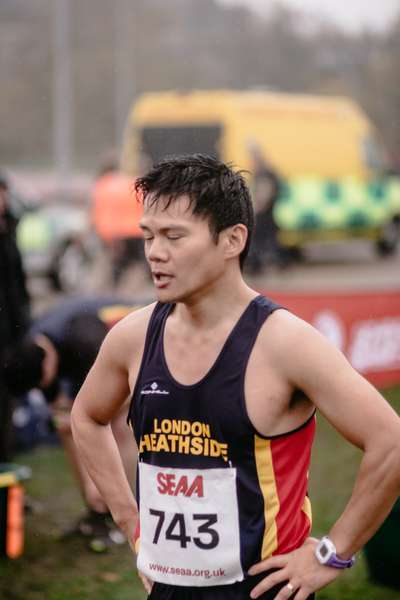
<box><xmin>100</xmin><ymin>302</ymin><xmax>157</xmax><ymax>365</ymax></box>
<box><xmin>108</xmin><ymin>301</ymin><xmax>157</xmax><ymax>338</ymax></box>
<box><xmin>258</xmin><ymin>307</ymin><xmax>336</xmax><ymax>370</ymax></box>
<box><xmin>260</xmin><ymin>307</ymin><xmax>320</xmax><ymax>349</ymax></box>
<box><xmin>260</xmin><ymin>306</ymin><xmax>400</xmax><ymax>450</ymax></box>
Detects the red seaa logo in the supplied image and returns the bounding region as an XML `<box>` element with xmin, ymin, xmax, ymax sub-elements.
<box><xmin>156</xmin><ymin>473</ymin><xmax>204</xmax><ymax>497</ymax></box>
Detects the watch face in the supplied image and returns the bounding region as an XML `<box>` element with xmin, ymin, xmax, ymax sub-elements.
<box><xmin>316</xmin><ymin>537</ymin><xmax>355</xmax><ymax>569</ymax></box>
<box><xmin>316</xmin><ymin>538</ymin><xmax>334</xmax><ymax>565</ymax></box>
<box><xmin>320</xmin><ymin>544</ymin><xmax>329</xmax><ymax>558</ymax></box>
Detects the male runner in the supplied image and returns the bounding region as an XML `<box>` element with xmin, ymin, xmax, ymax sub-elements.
<box><xmin>71</xmin><ymin>155</ymin><xmax>400</xmax><ymax>598</ymax></box>
<box><xmin>3</xmin><ymin>296</ymin><xmax>144</xmax><ymax>550</ymax></box>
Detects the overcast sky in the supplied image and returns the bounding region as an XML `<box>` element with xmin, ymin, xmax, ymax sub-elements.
<box><xmin>217</xmin><ymin>0</ymin><xmax>400</xmax><ymax>32</ymax></box>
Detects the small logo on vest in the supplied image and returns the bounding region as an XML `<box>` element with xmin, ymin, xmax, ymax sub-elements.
<box><xmin>141</xmin><ymin>382</ymin><xmax>170</xmax><ymax>395</ymax></box>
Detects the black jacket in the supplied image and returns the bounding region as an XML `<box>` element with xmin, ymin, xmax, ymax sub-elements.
<box><xmin>0</xmin><ymin>210</ymin><xmax>30</xmax><ymax>352</ymax></box>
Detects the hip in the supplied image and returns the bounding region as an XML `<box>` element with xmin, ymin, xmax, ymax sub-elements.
<box><xmin>148</xmin><ymin>571</ymin><xmax>315</xmax><ymax>600</ymax></box>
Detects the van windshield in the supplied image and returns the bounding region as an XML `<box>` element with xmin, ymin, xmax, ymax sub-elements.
<box><xmin>139</xmin><ymin>124</ymin><xmax>222</xmax><ymax>163</ymax></box>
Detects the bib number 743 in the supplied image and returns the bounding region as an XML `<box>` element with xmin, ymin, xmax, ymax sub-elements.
<box><xmin>149</xmin><ymin>510</ymin><xmax>219</xmax><ymax>550</ymax></box>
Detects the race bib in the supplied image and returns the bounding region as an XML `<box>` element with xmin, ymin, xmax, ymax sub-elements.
<box><xmin>137</xmin><ymin>462</ymin><xmax>244</xmax><ymax>586</ymax></box>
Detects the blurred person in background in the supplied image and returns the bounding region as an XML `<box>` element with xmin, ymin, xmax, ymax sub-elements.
<box><xmin>246</xmin><ymin>141</ymin><xmax>287</xmax><ymax>273</ymax></box>
<box><xmin>2</xmin><ymin>296</ymin><xmax>142</xmax><ymax>551</ymax></box>
<box><xmin>71</xmin><ymin>155</ymin><xmax>400</xmax><ymax>600</ymax></box>
<box><xmin>0</xmin><ymin>171</ymin><xmax>31</xmax><ymax>463</ymax></box>
<box><xmin>91</xmin><ymin>150</ymin><xmax>144</xmax><ymax>286</ymax></box>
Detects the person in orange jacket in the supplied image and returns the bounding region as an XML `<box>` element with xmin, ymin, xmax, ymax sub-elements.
<box><xmin>92</xmin><ymin>152</ymin><xmax>144</xmax><ymax>284</ymax></box>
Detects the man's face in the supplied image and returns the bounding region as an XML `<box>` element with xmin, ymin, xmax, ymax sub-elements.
<box><xmin>140</xmin><ymin>194</ymin><xmax>226</xmax><ymax>303</ymax></box>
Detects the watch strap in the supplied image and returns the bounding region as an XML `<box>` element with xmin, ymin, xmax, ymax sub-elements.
<box><xmin>326</xmin><ymin>553</ymin><xmax>355</xmax><ymax>569</ymax></box>
<box><xmin>316</xmin><ymin>536</ymin><xmax>356</xmax><ymax>569</ymax></box>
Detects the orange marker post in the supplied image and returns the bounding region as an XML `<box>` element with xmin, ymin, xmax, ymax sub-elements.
<box><xmin>6</xmin><ymin>484</ymin><xmax>24</xmax><ymax>559</ymax></box>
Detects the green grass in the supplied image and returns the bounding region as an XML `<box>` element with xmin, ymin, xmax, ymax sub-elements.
<box><xmin>0</xmin><ymin>446</ymin><xmax>145</xmax><ymax>600</ymax></box>
<box><xmin>1</xmin><ymin>387</ymin><xmax>399</xmax><ymax>600</ymax></box>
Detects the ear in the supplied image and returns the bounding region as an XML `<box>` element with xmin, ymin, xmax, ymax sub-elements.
<box><xmin>222</xmin><ymin>224</ymin><xmax>248</xmax><ymax>261</ymax></box>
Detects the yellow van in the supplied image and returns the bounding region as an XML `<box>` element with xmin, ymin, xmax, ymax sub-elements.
<box><xmin>121</xmin><ymin>89</ymin><xmax>400</xmax><ymax>254</ymax></box>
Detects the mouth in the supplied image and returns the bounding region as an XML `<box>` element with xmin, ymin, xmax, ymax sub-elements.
<box><xmin>152</xmin><ymin>271</ymin><xmax>174</xmax><ymax>289</ymax></box>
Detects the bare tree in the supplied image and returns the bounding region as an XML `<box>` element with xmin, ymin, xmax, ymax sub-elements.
<box><xmin>0</xmin><ymin>0</ymin><xmax>399</xmax><ymax>169</ymax></box>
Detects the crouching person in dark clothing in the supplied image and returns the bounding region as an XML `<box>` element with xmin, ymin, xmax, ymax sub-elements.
<box><xmin>2</xmin><ymin>296</ymin><xmax>143</xmax><ymax>551</ymax></box>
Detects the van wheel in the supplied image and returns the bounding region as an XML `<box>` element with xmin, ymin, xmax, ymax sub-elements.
<box><xmin>375</xmin><ymin>218</ymin><xmax>400</xmax><ymax>256</ymax></box>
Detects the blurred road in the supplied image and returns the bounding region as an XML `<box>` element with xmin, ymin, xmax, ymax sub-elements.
<box><xmin>28</xmin><ymin>238</ymin><xmax>400</xmax><ymax>316</ymax></box>
<box><xmin>251</xmin><ymin>239</ymin><xmax>400</xmax><ymax>292</ymax></box>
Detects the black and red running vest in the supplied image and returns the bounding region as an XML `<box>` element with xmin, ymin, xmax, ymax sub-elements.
<box><xmin>128</xmin><ymin>295</ymin><xmax>315</xmax><ymax>587</ymax></box>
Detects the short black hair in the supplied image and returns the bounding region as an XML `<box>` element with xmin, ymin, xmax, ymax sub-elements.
<box><xmin>2</xmin><ymin>340</ymin><xmax>45</xmax><ymax>396</ymax></box>
<box><xmin>135</xmin><ymin>154</ymin><xmax>254</xmax><ymax>268</ymax></box>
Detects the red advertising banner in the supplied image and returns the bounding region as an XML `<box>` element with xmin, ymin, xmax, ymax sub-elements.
<box><xmin>263</xmin><ymin>290</ymin><xmax>400</xmax><ymax>388</ymax></box>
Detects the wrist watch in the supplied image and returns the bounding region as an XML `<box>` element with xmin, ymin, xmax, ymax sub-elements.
<box><xmin>315</xmin><ymin>536</ymin><xmax>355</xmax><ymax>569</ymax></box>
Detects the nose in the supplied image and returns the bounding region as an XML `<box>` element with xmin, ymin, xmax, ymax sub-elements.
<box><xmin>146</xmin><ymin>236</ymin><xmax>169</xmax><ymax>263</ymax></box>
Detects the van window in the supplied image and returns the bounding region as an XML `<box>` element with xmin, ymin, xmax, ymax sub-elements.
<box><xmin>139</xmin><ymin>124</ymin><xmax>222</xmax><ymax>163</ymax></box>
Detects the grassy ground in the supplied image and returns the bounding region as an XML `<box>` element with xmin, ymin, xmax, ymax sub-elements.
<box><xmin>1</xmin><ymin>387</ymin><xmax>399</xmax><ymax>600</ymax></box>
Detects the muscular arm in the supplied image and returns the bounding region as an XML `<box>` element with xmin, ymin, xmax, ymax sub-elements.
<box><xmin>284</xmin><ymin>316</ymin><xmax>400</xmax><ymax>556</ymax></box>
<box><xmin>70</xmin><ymin>310</ymin><xmax>150</xmax><ymax>545</ymax></box>
<box><xmin>250</xmin><ymin>311</ymin><xmax>400</xmax><ymax>599</ymax></box>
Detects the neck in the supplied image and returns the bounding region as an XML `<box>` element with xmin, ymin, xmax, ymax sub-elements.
<box><xmin>175</xmin><ymin>268</ymin><xmax>257</xmax><ymax>330</ymax></box>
